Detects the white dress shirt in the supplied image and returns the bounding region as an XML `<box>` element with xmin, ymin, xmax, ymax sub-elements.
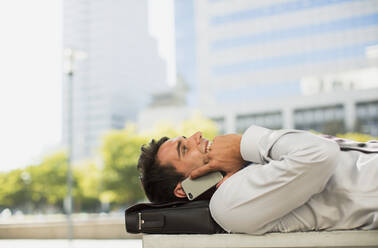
<box><xmin>209</xmin><ymin>125</ymin><xmax>378</xmax><ymax>234</ymax></box>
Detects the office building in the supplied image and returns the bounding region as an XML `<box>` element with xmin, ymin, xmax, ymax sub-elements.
<box><xmin>146</xmin><ymin>0</ymin><xmax>378</xmax><ymax>136</ymax></box>
<box><xmin>63</xmin><ymin>0</ymin><xmax>166</xmax><ymax>161</ymax></box>
<box><xmin>174</xmin><ymin>0</ymin><xmax>198</xmax><ymax>105</ymax></box>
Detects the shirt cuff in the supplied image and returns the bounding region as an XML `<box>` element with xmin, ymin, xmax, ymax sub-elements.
<box><xmin>240</xmin><ymin>125</ymin><xmax>271</xmax><ymax>163</ymax></box>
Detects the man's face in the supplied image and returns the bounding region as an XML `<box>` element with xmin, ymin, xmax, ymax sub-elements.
<box><xmin>157</xmin><ymin>132</ymin><xmax>212</xmax><ymax>178</ymax></box>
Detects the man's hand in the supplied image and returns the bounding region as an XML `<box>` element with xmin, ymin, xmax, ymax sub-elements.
<box><xmin>190</xmin><ymin>134</ymin><xmax>245</xmax><ymax>185</ymax></box>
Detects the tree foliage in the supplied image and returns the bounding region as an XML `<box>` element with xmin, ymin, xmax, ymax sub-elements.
<box><xmin>336</xmin><ymin>133</ymin><xmax>377</xmax><ymax>142</ymax></box>
<box><xmin>74</xmin><ymin>160</ymin><xmax>102</xmax><ymax>212</ymax></box>
<box><xmin>100</xmin><ymin>124</ymin><xmax>148</xmax><ymax>207</ymax></box>
<box><xmin>0</xmin><ymin>152</ymin><xmax>67</xmax><ymax>213</ymax></box>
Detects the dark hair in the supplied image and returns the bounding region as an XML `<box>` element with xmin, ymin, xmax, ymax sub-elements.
<box><xmin>137</xmin><ymin>137</ymin><xmax>186</xmax><ymax>203</ymax></box>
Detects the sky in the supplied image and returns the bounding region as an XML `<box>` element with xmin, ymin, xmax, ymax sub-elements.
<box><xmin>0</xmin><ymin>0</ymin><xmax>174</xmax><ymax>172</ymax></box>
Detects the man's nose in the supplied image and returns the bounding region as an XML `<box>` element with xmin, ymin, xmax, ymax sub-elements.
<box><xmin>190</xmin><ymin>131</ymin><xmax>202</xmax><ymax>144</ymax></box>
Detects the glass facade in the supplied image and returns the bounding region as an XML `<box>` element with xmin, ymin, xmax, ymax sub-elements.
<box><xmin>211</xmin><ymin>40</ymin><xmax>377</xmax><ymax>76</ymax></box>
<box><xmin>63</xmin><ymin>0</ymin><xmax>166</xmax><ymax>161</ymax></box>
<box><xmin>211</xmin><ymin>117</ymin><xmax>226</xmax><ymax>134</ymax></box>
<box><xmin>165</xmin><ymin>0</ymin><xmax>378</xmax><ymax>136</ymax></box>
<box><xmin>210</xmin><ymin>0</ymin><xmax>358</xmax><ymax>26</ymax></box>
<box><xmin>356</xmin><ymin>101</ymin><xmax>378</xmax><ymax>136</ymax></box>
<box><xmin>174</xmin><ymin>0</ymin><xmax>197</xmax><ymax>105</ymax></box>
<box><xmin>294</xmin><ymin>105</ymin><xmax>345</xmax><ymax>134</ymax></box>
<box><xmin>211</xmin><ymin>13</ymin><xmax>378</xmax><ymax>51</ymax></box>
<box><xmin>196</xmin><ymin>0</ymin><xmax>378</xmax><ymax>106</ymax></box>
<box><xmin>236</xmin><ymin>112</ymin><xmax>283</xmax><ymax>133</ymax></box>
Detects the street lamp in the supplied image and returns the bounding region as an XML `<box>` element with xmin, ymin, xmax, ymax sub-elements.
<box><xmin>63</xmin><ymin>48</ymin><xmax>87</xmax><ymax>240</ymax></box>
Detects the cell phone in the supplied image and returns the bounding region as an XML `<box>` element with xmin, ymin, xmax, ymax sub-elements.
<box><xmin>181</xmin><ymin>171</ymin><xmax>223</xmax><ymax>200</ymax></box>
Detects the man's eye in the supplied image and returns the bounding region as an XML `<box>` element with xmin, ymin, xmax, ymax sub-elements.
<box><xmin>183</xmin><ymin>146</ymin><xmax>187</xmax><ymax>154</ymax></box>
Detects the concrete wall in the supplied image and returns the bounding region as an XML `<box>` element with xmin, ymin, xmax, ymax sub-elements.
<box><xmin>0</xmin><ymin>219</ymin><xmax>140</xmax><ymax>239</ymax></box>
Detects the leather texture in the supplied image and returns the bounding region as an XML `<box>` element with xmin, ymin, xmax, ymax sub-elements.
<box><xmin>125</xmin><ymin>200</ymin><xmax>225</xmax><ymax>234</ymax></box>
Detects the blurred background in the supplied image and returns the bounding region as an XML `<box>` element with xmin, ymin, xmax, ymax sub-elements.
<box><xmin>0</xmin><ymin>0</ymin><xmax>378</xmax><ymax>247</ymax></box>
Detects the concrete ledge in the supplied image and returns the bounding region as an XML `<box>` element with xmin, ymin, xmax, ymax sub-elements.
<box><xmin>0</xmin><ymin>220</ymin><xmax>140</xmax><ymax>239</ymax></box>
<box><xmin>143</xmin><ymin>230</ymin><xmax>378</xmax><ymax>248</ymax></box>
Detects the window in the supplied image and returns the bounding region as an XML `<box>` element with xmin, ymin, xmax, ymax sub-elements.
<box><xmin>356</xmin><ymin>101</ymin><xmax>378</xmax><ymax>136</ymax></box>
<box><xmin>294</xmin><ymin>105</ymin><xmax>345</xmax><ymax>135</ymax></box>
<box><xmin>236</xmin><ymin>112</ymin><xmax>282</xmax><ymax>133</ymax></box>
<box><xmin>211</xmin><ymin>117</ymin><xmax>226</xmax><ymax>134</ymax></box>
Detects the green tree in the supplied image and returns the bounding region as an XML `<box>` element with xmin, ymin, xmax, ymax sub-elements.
<box><xmin>73</xmin><ymin>160</ymin><xmax>102</xmax><ymax>212</ymax></box>
<box><xmin>0</xmin><ymin>169</ymin><xmax>30</xmax><ymax>209</ymax></box>
<box><xmin>27</xmin><ymin>152</ymin><xmax>68</xmax><ymax>211</ymax></box>
<box><xmin>336</xmin><ymin>133</ymin><xmax>377</xmax><ymax>142</ymax></box>
<box><xmin>142</xmin><ymin>112</ymin><xmax>218</xmax><ymax>140</ymax></box>
<box><xmin>0</xmin><ymin>152</ymin><xmax>68</xmax><ymax>213</ymax></box>
<box><xmin>101</xmin><ymin>124</ymin><xmax>147</xmax><ymax>207</ymax></box>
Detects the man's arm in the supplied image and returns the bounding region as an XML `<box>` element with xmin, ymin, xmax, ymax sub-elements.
<box><xmin>209</xmin><ymin>125</ymin><xmax>340</xmax><ymax>234</ymax></box>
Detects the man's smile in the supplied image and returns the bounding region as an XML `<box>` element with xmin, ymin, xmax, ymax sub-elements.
<box><xmin>205</xmin><ymin>140</ymin><xmax>212</xmax><ymax>154</ymax></box>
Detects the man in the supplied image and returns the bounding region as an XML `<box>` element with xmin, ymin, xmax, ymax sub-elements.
<box><xmin>138</xmin><ymin>125</ymin><xmax>378</xmax><ymax>234</ymax></box>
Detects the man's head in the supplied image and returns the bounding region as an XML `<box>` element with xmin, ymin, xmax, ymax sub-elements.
<box><xmin>138</xmin><ymin>132</ymin><xmax>212</xmax><ymax>203</ymax></box>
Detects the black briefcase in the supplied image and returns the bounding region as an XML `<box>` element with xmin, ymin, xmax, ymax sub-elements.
<box><xmin>125</xmin><ymin>200</ymin><xmax>225</xmax><ymax>234</ymax></box>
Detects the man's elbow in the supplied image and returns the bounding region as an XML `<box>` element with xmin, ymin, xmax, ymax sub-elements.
<box><xmin>309</xmin><ymin>138</ymin><xmax>340</xmax><ymax>192</ymax></box>
<box><xmin>209</xmin><ymin>196</ymin><xmax>229</xmax><ymax>232</ymax></box>
<box><xmin>210</xmin><ymin>196</ymin><xmax>262</xmax><ymax>234</ymax></box>
<box><xmin>301</xmin><ymin>134</ymin><xmax>341</xmax><ymax>167</ymax></box>
<box><xmin>321</xmin><ymin>138</ymin><xmax>340</xmax><ymax>166</ymax></box>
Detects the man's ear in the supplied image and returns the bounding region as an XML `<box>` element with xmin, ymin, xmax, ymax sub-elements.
<box><xmin>174</xmin><ymin>182</ymin><xmax>187</xmax><ymax>198</ymax></box>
